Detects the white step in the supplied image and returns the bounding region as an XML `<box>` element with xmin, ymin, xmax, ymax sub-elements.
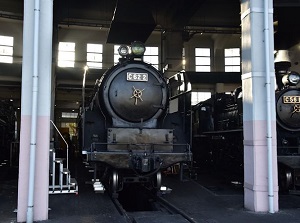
<box><xmin>70</xmin><ymin>178</ymin><xmax>77</xmax><ymax>186</ymax></box>
<box><xmin>55</xmin><ymin>158</ymin><xmax>65</xmax><ymax>163</ymax></box>
<box><xmin>93</xmin><ymin>181</ymin><xmax>105</xmax><ymax>193</ymax></box>
<box><xmin>62</xmin><ymin>168</ymin><xmax>70</xmax><ymax>174</ymax></box>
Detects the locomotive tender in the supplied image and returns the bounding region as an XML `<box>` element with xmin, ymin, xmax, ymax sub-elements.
<box><xmin>192</xmin><ymin>69</ymin><xmax>300</xmax><ymax>193</ymax></box>
<box><xmin>80</xmin><ymin>42</ymin><xmax>192</xmax><ymax>195</ymax></box>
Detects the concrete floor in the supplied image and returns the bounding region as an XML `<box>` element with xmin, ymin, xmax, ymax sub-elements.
<box><xmin>1</xmin><ymin>163</ymin><xmax>300</xmax><ymax>223</ymax></box>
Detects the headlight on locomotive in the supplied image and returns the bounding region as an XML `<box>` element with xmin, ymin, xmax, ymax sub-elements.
<box><xmin>282</xmin><ymin>71</ymin><xmax>300</xmax><ymax>86</ymax></box>
<box><xmin>131</xmin><ymin>41</ymin><xmax>146</xmax><ymax>57</ymax></box>
<box><xmin>118</xmin><ymin>45</ymin><xmax>129</xmax><ymax>56</ymax></box>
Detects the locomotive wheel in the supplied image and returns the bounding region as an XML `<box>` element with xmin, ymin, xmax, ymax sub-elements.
<box><xmin>153</xmin><ymin>171</ymin><xmax>162</xmax><ymax>189</ymax></box>
<box><xmin>109</xmin><ymin>170</ymin><xmax>119</xmax><ymax>197</ymax></box>
<box><xmin>278</xmin><ymin>167</ymin><xmax>293</xmax><ymax>193</ymax></box>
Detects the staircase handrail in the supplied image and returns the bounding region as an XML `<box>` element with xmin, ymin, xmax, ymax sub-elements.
<box><xmin>50</xmin><ymin>120</ymin><xmax>69</xmax><ymax>170</ymax></box>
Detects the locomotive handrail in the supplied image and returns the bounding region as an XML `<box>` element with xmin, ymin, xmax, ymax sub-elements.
<box><xmin>89</xmin><ymin>142</ymin><xmax>190</xmax><ymax>150</ymax></box>
<box><xmin>87</xmin><ymin>142</ymin><xmax>192</xmax><ymax>164</ymax></box>
<box><xmin>50</xmin><ymin>120</ymin><xmax>69</xmax><ymax>170</ymax></box>
<box><xmin>202</xmin><ymin>129</ymin><xmax>243</xmax><ymax>134</ymax></box>
<box><xmin>90</xmin><ymin>142</ymin><xmax>190</xmax><ymax>146</ymax></box>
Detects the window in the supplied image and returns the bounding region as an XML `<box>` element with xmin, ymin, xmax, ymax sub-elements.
<box><xmin>114</xmin><ymin>45</ymin><xmax>120</xmax><ymax>64</ymax></box>
<box><xmin>60</xmin><ymin>122</ymin><xmax>77</xmax><ymax>138</ymax></box>
<box><xmin>144</xmin><ymin>46</ymin><xmax>159</xmax><ymax>69</ymax></box>
<box><xmin>195</xmin><ymin>48</ymin><xmax>210</xmax><ymax>72</ymax></box>
<box><xmin>0</xmin><ymin>35</ymin><xmax>14</xmax><ymax>63</ymax></box>
<box><xmin>182</xmin><ymin>48</ymin><xmax>186</xmax><ymax>70</ymax></box>
<box><xmin>58</xmin><ymin>42</ymin><xmax>75</xmax><ymax>67</ymax></box>
<box><xmin>60</xmin><ymin>112</ymin><xmax>78</xmax><ymax>137</ymax></box>
<box><xmin>225</xmin><ymin>48</ymin><xmax>240</xmax><ymax>72</ymax></box>
<box><xmin>61</xmin><ymin>112</ymin><xmax>78</xmax><ymax>118</ymax></box>
<box><xmin>87</xmin><ymin>43</ymin><xmax>103</xmax><ymax>69</ymax></box>
<box><xmin>191</xmin><ymin>92</ymin><xmax>211</xmax><ymax>105</ymax></box>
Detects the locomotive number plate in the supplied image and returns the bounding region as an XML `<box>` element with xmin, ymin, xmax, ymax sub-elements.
<box><xmin>283</xmin><ymin>96</ymin><xmax>300</xmax><ymax>103</ymax></box>
<box><xmin>127</xmin><ymin>72</ymin><xmax>148</xmax><ymax>82</ymax></box>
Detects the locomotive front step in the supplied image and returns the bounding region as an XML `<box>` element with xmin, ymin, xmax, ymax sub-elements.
<box><xmin>93</xmin><ymin>180</ymin><xmax>105</xmax><ymax>193</ymax></box>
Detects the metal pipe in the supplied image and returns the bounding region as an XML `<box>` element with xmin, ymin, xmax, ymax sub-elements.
<box><xmin>263</xmin><ymin>0</ymin><xmax>274</xmax><ymax>213</ymax></box>
<box><xmin>26</xmin><ymin>0</ymin><xmax>40</xmax><ymax>222</ymax></box>
<box><xmin>82</xmin><ymin>66</ymin><xmax>88</xmax><ymax>149</ymax></box>
<box><xmin>160</xmin><ymin>29</ymin><xmax>164</xmax><ymax>72</ymax></box>
<box><xmin>82</xmin><ymin>66</ymin><xmax>88</xmax><ymax>112</ymax></box>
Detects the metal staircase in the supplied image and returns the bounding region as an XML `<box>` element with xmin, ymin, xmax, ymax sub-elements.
<box><xmin>49</xmin><ymin>120</ymin><xmax>78</xmax><ymax>194</ymax></box>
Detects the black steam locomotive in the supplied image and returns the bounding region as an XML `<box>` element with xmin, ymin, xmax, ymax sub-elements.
<box><xmin>192</xmin><ymin>87</ymin><xmax>244</xmax><ymax>179</ymax></box>
<box><xmin>192</xmin><ymin>69</ymin><xmax>300</xmax><ymax>192</ymax></box>
<box><xmin>79</xmin><ymin>42</ymin><xmax>192</xmax><ymax>195</ymax></box>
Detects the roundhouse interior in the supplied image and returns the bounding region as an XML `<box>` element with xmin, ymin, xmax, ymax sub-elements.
<box><xmin>1</xmin><ymin>0</ymin><xmax>300</xmax><ymax>221</ymax></box>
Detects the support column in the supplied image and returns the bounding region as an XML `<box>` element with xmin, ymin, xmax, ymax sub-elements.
<box><xmin>17</xmin><ymin>0</ymin><xmax>53</xmax><ymax>222</ymax></box>
<box><xmin>162</xmin><ymin>31</ymin><xmax>184</xmax><ymax>78</ymax></box>
<box><xmin>241</xmin><ymin>0</ymin><xmax>278</xmax><ymax>212</ymax></box>
<box><xmin>215</xmin><ymin>83</ymin><xmax>225</xmax><ymax>93</ymax></box>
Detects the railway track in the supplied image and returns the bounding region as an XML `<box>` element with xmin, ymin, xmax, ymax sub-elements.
<box><xmin>110</xmin><ymin>185</ymin><xmax>198</xmax><ymax>223</ymax></box>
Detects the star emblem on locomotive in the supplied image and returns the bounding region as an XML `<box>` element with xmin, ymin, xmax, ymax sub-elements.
<box><xmin>131</xmin><ymin>86</ymin><xmax>144</xmax><ymax>105</ymax></box>
<box><xmin>292</xmin><ymin>104</ymin><xmax>300</xmax><ymax>116</ymax></box>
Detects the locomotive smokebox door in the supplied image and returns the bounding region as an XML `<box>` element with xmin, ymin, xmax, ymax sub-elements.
<box><xmin>108</xmin><ymin>69</ymin><xmax>164</xmax><ymax>122</ymax></box>
<box><xmin>101</xmin><ymin>62</ymin><xmax>168</xmax><ymax>125</ymax></box>
<box><xmin>277</xmin><ymin>89</ymin><xmax>300</xmax><ymax>131</ymax></box>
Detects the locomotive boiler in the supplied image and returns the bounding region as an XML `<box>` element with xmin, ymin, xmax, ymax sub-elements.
<box><xmin>79</xmin><ymin>42</ymin><xmax>192</xmax><ymax>195</ymax></box>
<box><xmin>192</xmin><ymin>70</ymin><xmax>300</xmax><ymax>192</ymax></box>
